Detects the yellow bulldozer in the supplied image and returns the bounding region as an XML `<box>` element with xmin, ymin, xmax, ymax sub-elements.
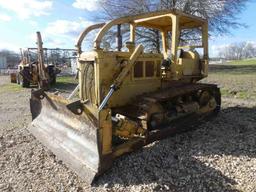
<box><xmin>30</xmin><ymin>10</ymin><xmax>221</xmax><ymax>183</ymax></box>
<box><xmin>11</xmin><ymin>32</ymin><xmax>60</xmax><ymax>89</ymax></box>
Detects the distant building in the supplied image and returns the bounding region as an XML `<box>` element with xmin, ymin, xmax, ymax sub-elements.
<box><xmin>209</xmin><ymin>57</ymin><xmax>226</xmax><ymax>65</ymax></box>
<box><xmin>0</xmin><ymin>55</ymin><xmax>7</xmax><ymax>69</ymax></box>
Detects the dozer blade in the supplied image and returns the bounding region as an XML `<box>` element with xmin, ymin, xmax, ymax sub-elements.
<box><xmin>29</xmin><ymin>89</ymin><xmax>102</xmax><ymax>183</ymax></box>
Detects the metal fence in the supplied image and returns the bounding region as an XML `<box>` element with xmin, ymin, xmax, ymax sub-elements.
<box><xmin>0</xmin><ymin>68</ymin><xmax>17</xmax><ymax>75</ymax></box>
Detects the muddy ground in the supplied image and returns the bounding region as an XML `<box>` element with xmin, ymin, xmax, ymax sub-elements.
<box><xmin>0</xmin><ymin>65</ymin><xmax>256</xmax><ymax>192</ymax></box>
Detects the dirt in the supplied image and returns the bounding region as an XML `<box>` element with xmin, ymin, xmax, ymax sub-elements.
<box><xmin>0</xmin><ymin>68</ymin><xmax>256</xmax><ymax>192</ymax></box>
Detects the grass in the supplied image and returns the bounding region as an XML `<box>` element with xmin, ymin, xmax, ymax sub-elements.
<box><xmin>1</xmin><ymin>63</ymin><xmax>255</xmax><ymax>100</ymax></box>
<box><xmin>205</xmin><ymin>75</ymin><xmax>256</xmax><ymax>99</ymax></box>
<box><xmin>209</xmin><ymin>64</ymin><xmax>256</xmax><ymax>75</ymax></box>
<box><xmin>204</xmin><ymin>63</ymin><xmax>256</xmax><ymax>99</ymax></box>
<box><xmin>57</xmin><ymin>75</ymin><xmax>78</xmax><ymax>84</ymax></box>
<box><xmin>226</xmin><ymin>58</ymin><xmax>256</xmax><ymax>65</ymax></box>
<box><xmin>0</xmin><ymin>75</ymin><xmax>78</xmax><ymax>94</ymax></box>
<box><xmin>220</xmin><ymin>88</ymin><xmax>256</xmax><ymax>99</ymax></box>
<box><xmin>52</xmin><ymin>75</ymin><xmax>78</xmax><ymax>92</ymax></box>
<box><xmin>0</xmin><ymin>83</ymin><xmax>22</xmax><ymax>93</ymax></box>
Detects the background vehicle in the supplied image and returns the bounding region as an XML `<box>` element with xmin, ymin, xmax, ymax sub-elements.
<box><xmin>30</xmin><ymin>10</ymin><xmax>221</xmax><ymax>183</ymax></box>
<box><xmin>12</xmin><ymin>32</ymin><xmax>60</xmax><ymax>89</ymax></box>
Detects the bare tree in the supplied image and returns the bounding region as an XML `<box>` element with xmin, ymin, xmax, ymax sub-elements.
<box><xmin>96</xmin><ymin>1</ymin><xmax>163</xmax><ymax>52</ymax></box>
<box><xmin>0</xmin><ymin>50</ymin><xmax>20</xmax><ymax>68</ymax></box>
<box><xmin>96</xmin><ymin>0</ymin><xmax>248</xmax><ymax>51</ymax></box>
<box><xmin>243</xmin><ymin>42</ymin><xmax>256</xmax><ymax>58</ymax></box>
<box><xmin>219</xmin><ymin>42</ymin><xmax>256</xmax><ymax>60</ymax></box>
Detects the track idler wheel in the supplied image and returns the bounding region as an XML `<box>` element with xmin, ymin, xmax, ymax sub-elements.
<box><xmin>198</xmin><ymin>89</ymin><xmax>221</xmax><ymax>114</ymax></box>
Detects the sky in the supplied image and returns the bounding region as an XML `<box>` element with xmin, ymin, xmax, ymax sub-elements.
<box><xmin>0</xmin><ymin>0</ymin><xmax>256</xmax><ymax>57</ymax></box>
